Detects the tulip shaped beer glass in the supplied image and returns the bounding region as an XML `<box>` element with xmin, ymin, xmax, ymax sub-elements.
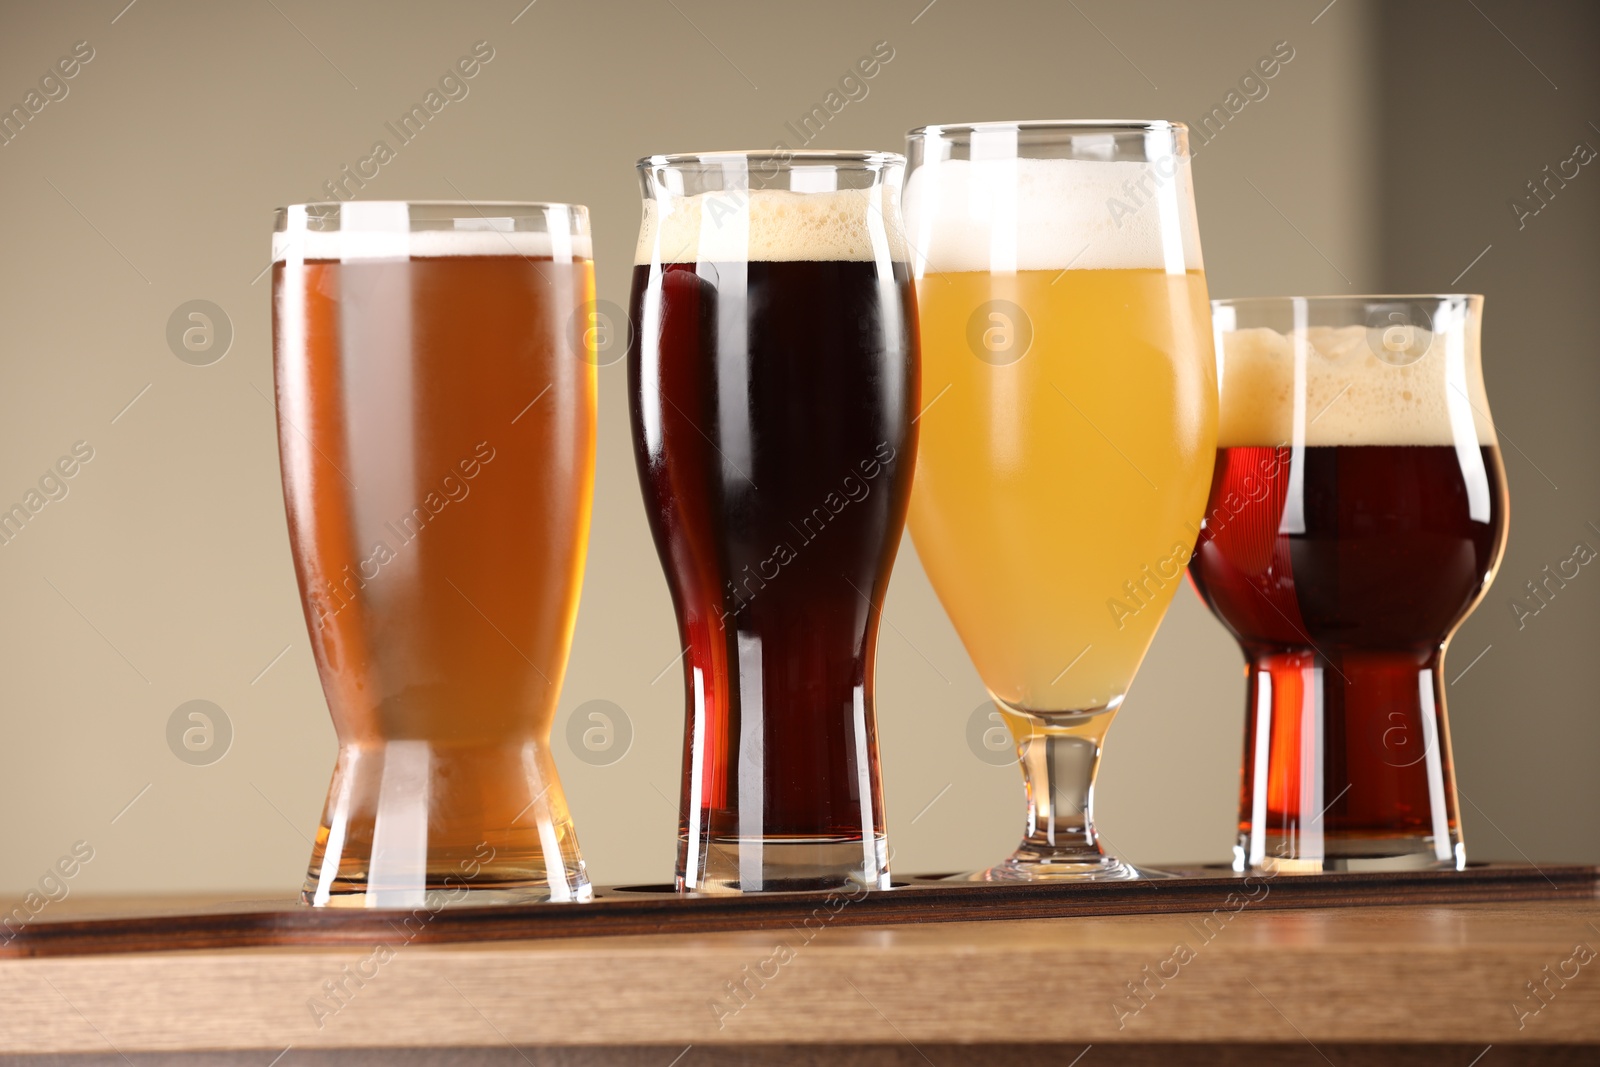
<box><xmin>628</xmin><ymin>152</ymin><xmax>917</xmax><ymax>892</ymax></box>
<box><xmin>1192</xmin><ymin>296</ymin><xmax>1508</xmax><ymax>872</ymax></box>
<box><xmin>904</xmin><ymin>122</ymin><xmax>1216</xmax><ymax>880</ymax></box>
<box><xmin>272</xmin><ymin>202</ymin><xmax>595</xmax><ymax>905</ymax></box>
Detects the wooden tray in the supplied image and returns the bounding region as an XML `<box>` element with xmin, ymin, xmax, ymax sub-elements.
<box><xmin>5</xmin><ymin>863</ymin><xmax>1593</xmax><ymax>959</ymax></box>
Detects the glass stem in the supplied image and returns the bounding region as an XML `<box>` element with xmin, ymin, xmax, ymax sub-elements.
<box><xmin>1001</xmin><ymin>706</ymin><xmax>1117</xmax><ymax>864</ymax></box>
<box><xmin>1238</xmin><ymin>647</ymin><xmax>1462</xmax><ymax>871</ymax></box>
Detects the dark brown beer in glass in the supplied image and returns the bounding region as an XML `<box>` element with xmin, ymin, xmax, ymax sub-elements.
<box><xmin>1191</xmin><ymin>297</ymin><xmax>1508</xmax><ymax>871</ymax></box>
<box><xmin>628</xmin><ymin>153</ymin><xmax>917</xmax><ymax>892</ymax></box>
<box><xmin>272</xmin><ymin>202</ymin><xmax>596</xmax><ymax>905</ymax></box>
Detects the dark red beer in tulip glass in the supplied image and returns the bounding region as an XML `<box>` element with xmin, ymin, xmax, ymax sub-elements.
<box><xmin>1190</xmin><ymin>296</ymin><xmax>1507</xmax><ymax>871</ymax></box>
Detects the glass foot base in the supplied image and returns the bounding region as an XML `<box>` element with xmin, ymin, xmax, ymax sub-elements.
<box><xmin>302</xmin><ymin>870</ymin><xmax>591</xmax><ymax>908</ymax></box>
<box><xmin>302</xmin><ymin>741</ymin><xmax>590</xmax><ymax>908</ymax></box>
<box><xmin>971</xmin><ymin>852</ymin><xmax>1152</xmax><ymax>882</ymax></box>
<box><xmin>682</xmin><ymin>834</ymin><xmax>890</xmax><ymax>894</ymax></box>
<box><xmin>1237</xmin><ymin>832</ymin><xmax>1465</xmax><ymax>874</ymax></box>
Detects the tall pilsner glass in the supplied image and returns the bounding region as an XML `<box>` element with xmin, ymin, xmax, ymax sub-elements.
<box><xmin>628</xmin><ymin>152</ymin><xmax>917</xmax><ymax>893</ymax></box>
<box><xmin>272</xmin><ymin>202</ymin><xmax>595</xmax><ymax>905</ymax></box>
<box><xmin>1192</xmin><ymin>296</ymin><xmax>1508</xmax><ymax>872</ymax></box>
<box><xmin>904</xmin><ymin>121</ymin><xmax>1216</xmax><ymax>881</ymax></box>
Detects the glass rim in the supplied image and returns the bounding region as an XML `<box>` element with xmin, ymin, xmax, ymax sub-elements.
<box><xmin>637</xmin><ymin>150</ymin><xmax>904</xmax><ymax>170</ymax></box>
<box><xmin>1214</xmin><ymin>293</ymin><xmax>1483</xmax><ymax>306</ymax></box>
<box><xmin>908</xmin><ymin>119</ymin><xmax>1185</xmax><ymax>139</ymax></box>
<box><xmin>274</xmin><ymin>200</ymin><xmax>587</xmax><ymax>216</ymax></box>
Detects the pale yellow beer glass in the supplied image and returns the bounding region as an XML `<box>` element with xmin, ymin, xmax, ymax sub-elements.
<box><xmin>904</xmin><ymin>121</ymin><xmax>1216</xmax><ymax>880</ymax></box>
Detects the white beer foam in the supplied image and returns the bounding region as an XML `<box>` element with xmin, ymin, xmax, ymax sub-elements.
<box><xmin>272</xmin><ymin>229</ymin><xmax>592</xmax><ymax>262</ymax></box>
<box><xmin>901</xmin><ymin>156</ymin><xmax>1202</xmax><ymax>274</ymax></box>
<box><xmin>1218</xmin><ymin>325</ymin><xmax>1496</xmax><ymax>447</ymax></box>
<box><xmin>633</xmin><ymin>188</ymin><xmax>906</xmax><ymax>265</ymax></box>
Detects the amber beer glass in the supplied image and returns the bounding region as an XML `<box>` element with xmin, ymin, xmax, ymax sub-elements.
<box><xmin>904</xmin><ymin>121</ymin><xmax>1216</xmax><ymax>881</ymax></box>
<box><xmin>628</xmin><ymin>152</ymin><xmax>917</xmax><ymax>893</ymax></box>
<box><xmin>1192</xmin><ymin>296</ymin><xmax>1508</xmax><ymax>871</ymax></box>
<box><xmin>272</xmin><ymin>202</ymin><xmax>595</xmax><ymax>905</ymax></box>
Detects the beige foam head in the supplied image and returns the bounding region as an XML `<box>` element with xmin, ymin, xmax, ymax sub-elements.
<box><xmin>1217</xmin><ymin>325</ymin><xmax>1496</xmax><ymax>447</ymax></box>
<box><xmin>901</xmin><ymin>155</ymin><xmax>1203</xmax><ymax>274</ymax></box>
<box><xmin>273</xmin><ymin>228</ymin><xmax>591</xmax><ymax>262</ymax></box>
<box><xmin>633</xmin><ymin>186</ymin><xmax>907</xmax><ymax>265</ymax></box>
<box><xmin>274</xmin><ymin>203</ymin><xmax>591</xmax><ymax>262</ymax></box>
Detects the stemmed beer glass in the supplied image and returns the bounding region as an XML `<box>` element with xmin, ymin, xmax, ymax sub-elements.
<box><xmin>904</xmin><ymin>122</ymin><xmax>1216</xmax><ymax>880</ymax></box>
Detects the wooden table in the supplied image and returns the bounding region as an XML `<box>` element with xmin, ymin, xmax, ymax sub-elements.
<box><xmin>2</xmin><ymin>891</ymin><xmax>1598</xmax><ymax>1065</ymax></box>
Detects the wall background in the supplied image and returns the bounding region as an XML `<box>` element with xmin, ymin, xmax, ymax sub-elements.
<box><xmin>1377</xmin><ymin>0</ymin><xmax>1600</xmax><ymax>874</ymax></box>
<box><xmin>0</xmin><ymin>0</ymin><xmax>1590</xmax><ymax>896</ymax></box>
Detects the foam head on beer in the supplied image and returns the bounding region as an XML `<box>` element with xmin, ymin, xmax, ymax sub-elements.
<box><xmin>634</xmin><ymin>187</ymin><xmax>907</xmax><ymax>265</ymax></box>
<box><xmin>900</xmin><ymin>156</ymin><xmax>1204</xmax><ymax>276</ymax></box>
<box><xmin>273</xmin><ymin>202</ymin><xmax>592</xmax><ymax>262</ymax></box>
<box><xmin>1216</xmin><ymin>324</ymin><xmax>1496</xmax><ymax>447</ymax></box>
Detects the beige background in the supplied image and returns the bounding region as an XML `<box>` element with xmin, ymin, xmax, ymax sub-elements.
<box><xmin>0</xmin><ymin>0</ymin><xmax>1591</xmax><ymax>896</ymax></box>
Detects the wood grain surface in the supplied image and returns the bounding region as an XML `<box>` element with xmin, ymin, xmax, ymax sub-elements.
<box><xmin>3</xmin><ymin>864</ymin><xmax>1593</xmax><ymax>958</ymax></box>
<box><xmin>1</xmin><ymin>896</ymin><xmax>1598</xmax><ymax>1055</ymax></box>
